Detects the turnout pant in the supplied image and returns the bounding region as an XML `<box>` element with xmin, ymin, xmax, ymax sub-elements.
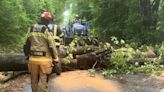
<box><xmin>28</xmin><ymin>56</ymin><xmax>53</xmax><ymax>92</ymax></box>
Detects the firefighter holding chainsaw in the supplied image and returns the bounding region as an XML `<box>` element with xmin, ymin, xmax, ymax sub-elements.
<box><xmin>47</xmin><ymin>16</ymin><xmax>64</xmax><ymax>74</ymax></box>
<box><xmin>24</xmin><ymin>12</ymin><xmax>59</xmax><ymax>92</ymax></box>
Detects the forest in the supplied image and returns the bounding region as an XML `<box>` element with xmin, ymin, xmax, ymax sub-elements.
<box><xmin>0</xmin><ymin>0</ymin><xmax>164</xmax><ymax>91</ymax></box>
<box><xmin>0</xmin><ymin>0</ymin><xmax>164</xmax><ymax>51</ymax></box>
<box><xmin>0</xmin><ymin>0</ymin><xmax>164</xmax><ymax>75</ymax></box>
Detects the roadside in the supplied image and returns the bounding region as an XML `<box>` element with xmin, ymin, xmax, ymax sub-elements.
<box><xmin>113</xmin><ymin>73</ymin><xmax>164</xmax><ymax>92</ymax></box>
<box><xmin>0</xmin><ymin>74</ymin><xmax>30</xmax><ymax>92</ymax></box>
<box><xmin>0</xmin><ymin>70</ymin><xmax>164</xmax><ymax>92</ymax></box>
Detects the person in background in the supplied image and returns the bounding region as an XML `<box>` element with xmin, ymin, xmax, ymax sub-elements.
<box><xmin>72</xmin><ymin>16</ymin><xmax>85</xmax><ymax>36</ymax></box>
<box><xmin>48</xmin><ymin>16</ymin><xmax>63</xmax><ymax>48</ymax></box>
<box><xmin>65</xmin><ymin>21</ymin><xmax>72</xmax><ymax>37</ymax></box>
<box><xmin>74</xmin><ymin>14</ymin><xmax>80</xmax><ymax>23</ymax></box>
<box><xmin>81</xmin><ymin>19</ymin><xmax>90</xmax><ymax>36</ymax></box>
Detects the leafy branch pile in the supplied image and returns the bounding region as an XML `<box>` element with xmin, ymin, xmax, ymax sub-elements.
<box><xmin>61</xmin><ymin>36</ymin><xmax>112</xmax><ymax>69</ymax></box>
<box><xmin>102</xmin><ymin>36</ymin><xmax>163</xmax><ymax>76</ymax></box>
<box><xmin>61</xmin><ymin>36</ymin><xmax>163</xmax><ymax>74</ymax></box>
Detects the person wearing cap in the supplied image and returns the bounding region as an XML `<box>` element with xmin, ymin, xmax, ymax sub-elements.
<box><xmin>23</xmin><ymin>12</ymin><xmax>59</xmax><ymax>92</ymax></box>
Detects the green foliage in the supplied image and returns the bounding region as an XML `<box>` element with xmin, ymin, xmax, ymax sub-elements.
<box><xmin>0</xmin><ymin>0</ymin><xmax>67</xmax><ymax>53</ymax></box>
<box><xmin>70</xmin><ymin>0</ymin><xmax>164</xmax><ymax>44</ymax></box>
<box><xmin>1</xmin><ymin>0</ymin><xmax>163</xmax><ymax>52</ymax></box>
<box><xmin>61</xmin><ymin>54</ymin><xmax>73</xmax><ymax>64</ymax></box>
<box><xmin>0</xmin><ymin>0</ymin><xmax>29</xmax><ymax>52</ymax></box>
<box><xmin>158</xmin><ymin>42</ymin><xmax>164</xmax><ymax>63</ymax></box>
<box><xmin>110</xmin><ymin>47</ymin><xmax>135</xmax><ymax>73</ymax></box>
<box><xmin>136</xmin><ymin>64</ymin><xmax>161</xmax><ymax>74</ymax></box>
<box><xmin>102</xmin><ymin>37</ymin><xmax>162</xmax><ymax>76</ymax></box>
<box><xmin>88</xmin><ymin>69</ymin><xmax>96</xmax><ymax>77</ymax></box>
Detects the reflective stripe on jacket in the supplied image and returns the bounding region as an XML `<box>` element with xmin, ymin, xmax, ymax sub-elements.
<box><xmin>53</xmin><ymin>24</ymin><xmax>60</xmax><ymax>46</ymax></box>
<box><xmin>25</xmin><ymin>24</ymin><xmax>57</xmax><ymax>57</ymax></box>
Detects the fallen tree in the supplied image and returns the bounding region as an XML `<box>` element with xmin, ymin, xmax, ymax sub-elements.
<box><xmin>0</xmin><ymin>37</ymin><xmax>112</xmax><ymax>71</ymax></box>
<box><xmin>75</xmin><ymin>48</ymin><xmax>111</xmax><ymax>69</ymax></box>
<box><xmin>0</xmin><ymin>37</ymin><xmax>162</xmax><ymax>75</ymax></box>
<box><xmin>0</xmin><ymin>53</ymin><xmax>28</xmax><ymax>71</ymax></box>
<box><xmin>72</xmin><ymin>46</ymin><xmax>96</xmax><ymax>59</ymax></box>
<box><xmin>0</xmin><ymin>47</ymin><xmax>111</xmax><ymax>71</ymax></box>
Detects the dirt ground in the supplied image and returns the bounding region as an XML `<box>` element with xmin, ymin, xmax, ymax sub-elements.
<box><xmin>114</xmin><ymin>73</ymin><xmax>164</xmax><ymax>92</ymax></box>
<box><xmin>1</xmin><ymin>70</ymin><xmax>164</xmax><ymax>92</ymax></box>
<box><xmin>48</xmin><ymin>71</ymin><xmax>120</xmax><ymax>92</ymax></box>
<box><xmin>0</xmin><ymin>74</ymin><xmax>29</xmax><ymax>92</ymax></box>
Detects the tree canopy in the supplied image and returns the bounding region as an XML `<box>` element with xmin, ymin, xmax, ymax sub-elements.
<box><xmin>67</xmin><ymin>0</ymin><xmax>164</xmax><ymax>44</ymax></box>
<box><xmin>0</xmin><ymin>0</ymin><xmax>67</xmax><ymax>52</ymax></box>
<box><xmin>0</xmin><ymin>0</ymin><xmax>164</xmax><ymax>52</ymax></box>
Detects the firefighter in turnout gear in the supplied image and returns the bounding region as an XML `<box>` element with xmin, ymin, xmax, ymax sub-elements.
<box><xmin>24</xmin><ymin>12</ymin><xmax>59</xmax><ymax>92</ymax></box>
<box><xmin>47</xmin><ymin>17</ymin><xmax>64</xmax><ymax>75</ymax></box>
<box><xmin>48</xmin><ymin>17</ymin><xmax>64</xmax><ymax>48</ymax></box>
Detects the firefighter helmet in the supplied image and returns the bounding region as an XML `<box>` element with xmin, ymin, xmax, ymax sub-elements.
<box><xmin>41</xmin><ymin>12</ymin><xmax>53</xmax><ymax>21</ymax></box>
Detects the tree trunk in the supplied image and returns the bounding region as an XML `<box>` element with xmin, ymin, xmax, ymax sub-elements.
<box><xmin>75</xmin><ymin>48</ymin><xmax>111</xmax><ymax>69</ymax></box>
<box><xmin>0</xmin><ymin>53</ymin><xmax>28</xmax><ymax>71</ymax></box>
<box><xmin>140</xmin><ymin>0</ymin><xmax>161</xmax><ymax>30</ymax></box>
<box><xmin>0</xmin><ymin>50</ymin><xmax>111</xmax><ymax>71</ymax></box>
<box><xmin>72</xmin><ymin>46</ymin><xmax>98</xmax><ymax>59</ymax></box>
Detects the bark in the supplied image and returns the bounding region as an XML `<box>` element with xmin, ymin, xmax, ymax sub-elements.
<box><xmin>140</xmin><ymin>0</ymin><xmax>152</xmax><ymax>30</ymax></box>
<box><xmin>0</xmin><ymin>53</ymin><xmax>28</xmax><ymax>71</ymax></box>
<box><xmin>0</xmin><ymin>71</ymin><xmax>27</xmax><ymax>83</ymax></box>
<box><xmin>140</xmin><ymin>0</ymin><xmax>161</xmax><ymax>30</ymax></box>
<box><xmin>72</xmin><ymin>46</ymin><xmax>98</xmax><ymax>59</ymax></box>
<box><xmin>0</xmin><ymin>50</ymin><xmax>111</xmax><ymax>71</ymax></box>
<box><xmin>152</xmin><ymin>0</ymin><xmax>160</xmax><ymax>13</ymax></box>
<box><xmin>75</xmin><ymin>48</ymin><xmax>111</xmax><ymax>69</ymax></box>
<box><xmin>64</xmin><ymin>37</ymin><xmax>74</xmax><ymax>46</ymax></box>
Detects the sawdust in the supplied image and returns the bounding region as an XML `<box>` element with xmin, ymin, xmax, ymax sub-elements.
<box><xmin>51</xmin><ymin>70</ymin><xmax>120</xmax><ymax>92</ymax></box>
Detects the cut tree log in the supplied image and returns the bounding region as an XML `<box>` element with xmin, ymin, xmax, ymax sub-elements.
<box><xmin>72</xmin><ymin>46</ymin><xmax>98</xmax><ymax>59</ymax></box>
<box><xmin>0</xmin><ymin>53</ymin><xmax>28</xmax><ymax>71</ymax></box>
<box><xmin>75</xmin><ymin>48</ymin><xmax>111</xmax><ymax>69</ymax></box>
<box><xmin>0</xmin><ymin>49</ymin><xmax>111</xmax><ymax>71</ymax></box>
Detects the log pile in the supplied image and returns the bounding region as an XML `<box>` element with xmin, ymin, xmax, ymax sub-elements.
<box><xmin>0</xmin><ymin>53</ymin><xmax>27</xmax><ymax>71</ymax></box>
<box><xmin>61</xmin><ymin>37</ymin><xmax>112</xmax><ymax>70</ymax></box>
<box><xmin>0</xmin><ymin>49</ymin><xmax>112</xmax><ymax>71</ymax></box>
<box><xmin>0</xmin><ymin>37</ymin><xmax>162</xmax><ymax>72</ymax></box>
<box><xmin>0</xmin><ymin>37</ymin><xmax>112</xmax><ymax>71</ymax></box>
<box><xmin>75</xmin><ymin>48</ymin><xmax>112</xmax><ymax>69</ymax></box>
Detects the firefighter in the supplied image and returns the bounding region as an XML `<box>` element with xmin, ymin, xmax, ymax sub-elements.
<box><xmin>48</xmin><ymin>18</ymin><xmax>63</xmax><ymax>47</ymax></box>
<box><xmin>47</xmin><ymin>16</ymin><xmax>63</xmax><ymax>74</ymax></box>
<box><xmin>24</xmin><ymin>12</ymin><xmax>59</xmax><ymax>92</ymax></box>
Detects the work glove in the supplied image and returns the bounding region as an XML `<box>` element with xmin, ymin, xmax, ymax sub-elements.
<box><xmin>52</xmin><ymin>58</ymin><xmax>59</xmax><ymax>65</ymax></box>
<box><xmin>25</xmin><ymin>56</ymin><xmax>29</xmax><ymax>60</ymax></box>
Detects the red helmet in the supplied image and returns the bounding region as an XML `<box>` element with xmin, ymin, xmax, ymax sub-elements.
<box><xmin>41</xmin><ymin>12</ymin><xmax>53</xmax><ymax>21</ymax></box>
